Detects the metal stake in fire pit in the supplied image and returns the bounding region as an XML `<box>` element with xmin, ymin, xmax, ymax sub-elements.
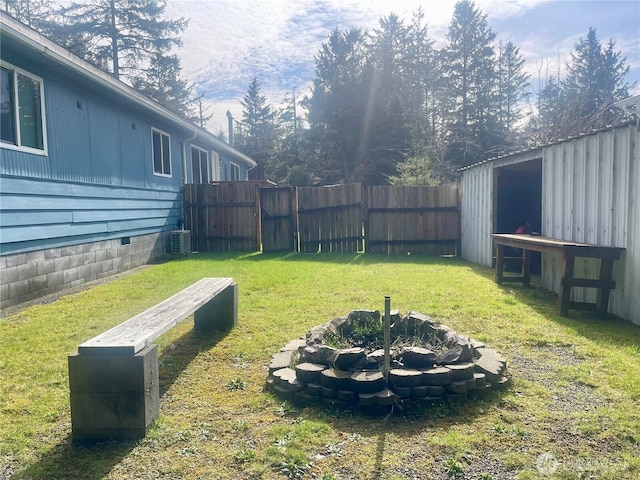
<box><xmin>383</xmin><ymin>296</ymin><xmax>391</xmax><ymax>383</ymax></box>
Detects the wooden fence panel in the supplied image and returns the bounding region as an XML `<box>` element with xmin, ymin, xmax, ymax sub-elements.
<box><xmin>297</xmin><ymin>184</ymin><xmax>363</xmax><ymax>253</ymax></box>
<box><xmin>184</xmin><ymin>182</ymin><xmax>459</xmax><ymax>256</ymax></box>
<box><xmin>182</xmin><ymin>184</ymin><xmax>199</xmax><ymax>252</ymax></box>
<box><xmin>365</xmin><ymin>184</ymin><xmax>459</xmax><ymax>255</ymax></box>
<box><xmin>183</xmin><ymin>183</ymin><xmax>259</xmax><ymax>252</ymax></box>
<box><xmin>260</xmin><ymin>187</ymin><xmax>295</xmax><ymax>252</ymax></box>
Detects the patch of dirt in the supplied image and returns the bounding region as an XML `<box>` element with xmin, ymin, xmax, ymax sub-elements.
<box><xmin>508</xmin><ymin>344</ymin><xmax>609</xmax><ymax>415</ymax></box>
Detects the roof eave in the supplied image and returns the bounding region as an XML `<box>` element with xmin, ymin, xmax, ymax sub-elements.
<box><xmin>0</xmin><ymin>12</ymin><xmax>256</xmax><ymax>168</ymax></box>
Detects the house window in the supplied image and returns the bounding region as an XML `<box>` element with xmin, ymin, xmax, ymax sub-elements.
<box><xmin>152</xmin><ymin>128</ymin><xmax>171</xmax><ymax>176</ymax></box>
<box><xmin>231</xmin><ymin>162</ymin><xmax>241</xmax><ymax>181</ymax></box>
<box><xmin>191</xmin><ymin>146</ymin><xmax>210</xmax><ymax>184</ymax></box>
<box><xmin>0</xmin><ymin>62</ymin><xmax>47</xmax><ymax>154</ymax></box>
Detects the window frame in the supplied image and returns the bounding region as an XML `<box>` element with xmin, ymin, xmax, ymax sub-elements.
<box><xmin>0</xmin><ymin>61</ymin><xmax>48</xmax><ymax>156</ymax></box>
<box><xmin>230</xmin><ymin>162</ymin><xmax>241</xmax><ymax>181</ymax></box>
<box><xmin>211</xmin><ymin>151</ymin><xmax>220</xmax><ymax>182</ymax></box>
<box><xmin>151</xmin><ymin>127</ymin><xmax>172</xmax><ymax>177</ymax></box>
<box><xmin>191</xmin><ymin>145</ymin><xmax>217</xmax><ymax>184</ymax></box>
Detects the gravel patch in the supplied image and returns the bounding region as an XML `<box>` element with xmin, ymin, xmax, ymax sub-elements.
<box><xmin>507</xmin><ymin>344</ymin><xmax>608</xmax><ymax>414</ymax></box>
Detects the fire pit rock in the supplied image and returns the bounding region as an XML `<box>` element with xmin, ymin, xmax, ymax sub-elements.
<box><xmin>266</xmin><ymin>310</ymin><xmax>509</xmax><ymax>414</ymax></box>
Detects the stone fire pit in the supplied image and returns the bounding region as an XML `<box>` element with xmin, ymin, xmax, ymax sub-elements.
<box><xmin>267</xmin><ymin>310</ymin><xmax>509</xmax><ymax>415</ymax></box>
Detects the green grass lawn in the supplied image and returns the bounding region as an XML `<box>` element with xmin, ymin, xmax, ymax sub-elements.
<box><xmin>1</xmin><ymin>252</ymin><xmax>639</xmax><ymax>480</ymax></box>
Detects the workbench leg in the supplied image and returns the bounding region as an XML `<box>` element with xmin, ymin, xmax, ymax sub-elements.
<box><xmin>495</xmin><ymin>244</ymin><xmax>505</xmax><ymax>284</ymax></box>
<box><xmin>558</xmin><ymin>254</ymin><xmax>575</xmax><ymax>316</ymax></box>
<box><xmin>596</xmin><ymin>258</ymin><xmax>615</xmax><ymax>319</ymax></box>
<box><xmin>522</xmin><ymin>249</ymin><xmax>531</xmax><ymax>286</ymax></box>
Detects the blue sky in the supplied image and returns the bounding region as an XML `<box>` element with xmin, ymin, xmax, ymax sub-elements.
<box><xmin>164</xmin><ymin>0</ymin><xmax>640</xmax><ymax>134</ymax></box>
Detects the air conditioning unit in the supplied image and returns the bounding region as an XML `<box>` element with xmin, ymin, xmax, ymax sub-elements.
<box><xmin>170</xmin><ymin>230</ymin><xmax>191</xmax><ymax>255</ymax></box>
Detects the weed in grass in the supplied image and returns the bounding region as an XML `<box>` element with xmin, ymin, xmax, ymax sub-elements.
<box><xmin>512</xmin><ymin>426</ymin><xmax>529</xmax><ymax>438</ymax></box>
<box><xmin>232</xmin><ymin>353</ymin><xmax>250</xmax><ymax>369</ymax></box>
<box><xmin>316</xmin><ymin>441</ymin><xmax>344</xmax><ymax>459</ymax></box>
<box><xmin>274</xmin><ymin>435</ymin><xmax>291</xmax><ymax>449</ymax></box>
<box><xmin>444</xmin><ymin>457</ymin><xmax>464</xmax><ymax>477</ymax></box>
<box><xmin>319</xmin><ymin>474</ymin><xmax>340</xmax><ymax>480</ymax></box>
<box><xmin>232</xmin><ymin>420</ymin><xmax>249</xmax><ymax>431</ymax></box>
<box><xmin>179</xmin><ymin>445</ymin><xmax>199</xmax><ymax>456</ymax></box>
<box><xmin>492</xmin><ymin>422</ymin><xmax>507</xmax><ymax>434</ymax></box>
<box><xmin>173</xmin><ymin>429</ymin><xmax>193</xmax><ymax>442</ymax></box>
<box><xmin>225</xmin><ymin>377</ymin><xmax>247</xmax><ymax>391</ymax></box>
<box><xmin>275</xmin><ymin>401</ymin><xmax>297</xmax><ymax>417</ymax></box>
<box><xmin>277</xmin><ymin>451</ymin><xmax>312</xmax><ymax>479</ymax></box>
<box><xmin>233</xmin><ymin>447</ymin><xmax>256</xmax><ymax>464</ymax></box>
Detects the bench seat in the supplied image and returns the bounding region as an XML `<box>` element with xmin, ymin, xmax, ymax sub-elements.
<box><xmin>78</xmin><ymin>277</ymin><xmax>235</xmax><ymax>355</ymax></box>
<box><xmin>69</xmin><ymin>277</ymin><xmax>237</xmax><ymax>441</ymax></box>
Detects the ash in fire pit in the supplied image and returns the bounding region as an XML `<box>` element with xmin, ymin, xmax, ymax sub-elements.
<box><xmin>267</xmin><ymin>308</ymin><xmax>509</xmax><ymax>415</ymax></box>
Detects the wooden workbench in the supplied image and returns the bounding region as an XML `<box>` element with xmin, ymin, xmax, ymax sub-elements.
<box><xmin>491</xmin><ymin>234</ymin><xmax>625</xmax><ymax>318</ymax></box>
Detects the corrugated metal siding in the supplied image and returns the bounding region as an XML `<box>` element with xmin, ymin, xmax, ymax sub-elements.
<box><xmin>46</xmin><ymin>84</ymin><xmax>92</xmax><ymax>183</ymax></box>
<box><xmin>461</xmin><ymin>162</ymin><xmax>493</xmax><ymax>266</ymax></box>
<box><xmin>1</xmin><ymin>75</ymin><xmax>184</xmax><ymax>192</ymax></box>
<box><xmin>541</xmin><ymin>124</ymin><xmax>639</xmax><ymax>323</ymax></box>
<box><xmin>0</xmin><ymin>175</ymin><xmax>181</xmax><ymax>255</ymax></box>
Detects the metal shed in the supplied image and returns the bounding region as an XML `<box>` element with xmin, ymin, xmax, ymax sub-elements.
<box><xmin>460</xmin><ymin>120</ymin><xmax>639</xmax><ymax>325</ymax></box>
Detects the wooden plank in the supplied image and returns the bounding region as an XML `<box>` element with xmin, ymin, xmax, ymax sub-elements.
<box><xmin>558</xmin><ymin>254</ymin><xmax>575</xmax><ymax>316</ymax></box>
<box><xmin>78</xmin><ymin>278</ymin><xmax>234</xmax><ymax>355</ymax></box>
<box><xmin>596</xmin><ymin>258</ymin><xmax>615</xmax><ymax>318</ymax></box>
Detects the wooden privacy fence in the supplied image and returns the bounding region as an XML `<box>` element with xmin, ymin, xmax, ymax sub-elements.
<box><xmin>183</xmin><ymin>183</ymin><xmax>460</xmax><ymax>255</ymax></box>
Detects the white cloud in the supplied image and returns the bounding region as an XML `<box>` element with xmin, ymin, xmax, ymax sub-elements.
<box><xmin>165</xmin><ymin>0</ymin><xmax>639</xmax><ymax>133</ymax></box>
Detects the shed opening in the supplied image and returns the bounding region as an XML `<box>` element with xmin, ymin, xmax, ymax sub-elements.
<box><xmin>495</xmin><ymin>158</ymin><xmax>542</xmax><ymax>273</ymax></box>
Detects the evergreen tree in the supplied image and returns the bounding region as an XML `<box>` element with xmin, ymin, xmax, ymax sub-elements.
<box><xmin>306</xmin><ymin>28</ymin><xmax>369</xmax><ymax>184</ymax></box>
<box><xmin>2</xmin><ymin>0</ymin><xmax>51</xmax><ymax>28</ymax></box>
<box><xmin>528</xmin><ymin>74</ymin><xmax>565</xmax><ymax>144</ymax></box>
<box><xmin>444</xmin><ymin>0</ymin><xmax>499</xmax><ymax>171</ymax></box>
<box><xmin>496</xmin><ymin>41</ymin><xmax>530</xmax><ymax>146</ymax></box>
<box><xmin>387</xmin><ymin>151</ymin><xmax>437</xmax><ymax>186</ymax></box>
<box><xmin>562</xmin><ymin>27</ymin><xmax>632</xmax><ymax>133</ymax></box>
<box><xmin>402</xmin><ymin>9</ymin><xmax>440</xmax><ymax>150</ymax></box>
<box><xmin>362</xmin><ymin>14</ymin><xmax>413</xmax><ymax>184</ymax></box>
<box><xmin>235</xmin><ymin>78</ymin><xmax>278</xmax><ymax>180</ymax></box>
<box><xmin>57</xmin><ymin>0</ymin><xmax>187</xmax><ymax>82</ymax></box>
<box><xmin>131</xmin><ymin>53</ymin><xmax>201</xmax><ymax>123</ymax></box>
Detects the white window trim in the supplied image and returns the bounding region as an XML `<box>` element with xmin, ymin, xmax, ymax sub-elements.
<box><xmin>211</xmin><ymin>151</ymin><xmax>220</xmax><ymax>181</ymax></box>
<box><xmin>0</xmin><ymin>61</ymin><xmax>48</xmax><ymax>156</ymax></box>
<box><xmin>191</xmin><ymin>144</ymin><xmax>210</xmax><ymax>183</ymax></box>
<box><xmin>230</xmin><ymin>161</ymin><xmax>241</xmax><ymax>181</ymax></box>
<box><xmin>151</xmin><ymin>127</ymin><xmax>172</xmax><ymax>177</ymax></box>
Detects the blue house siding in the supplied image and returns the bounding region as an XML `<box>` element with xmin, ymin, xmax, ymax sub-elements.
<box><xmin>1</xmin><ymin>12</ymin><xmax>256</xmax><ymax>308</ymax></box>
<box><xmin>2</xmin><ymin>77</ymin><xmax>186</xmax><ymax>191</ymax></box>
<box><xmin>0</xmin><ymin>175</ymin><xmax>181</xmax><ymax>256</ymax></box>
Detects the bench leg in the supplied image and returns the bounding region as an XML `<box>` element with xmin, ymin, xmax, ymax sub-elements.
<box><xmin>522</xmin><ymin>249</ymin><xmax>531</xmax><ymax>286</ymax></box>
<box><xmin>194</xmin><ymin>282</ymin><xmax>238</xmax><ymax>332</ymax></box>
<box><xmin>495</xmin><ymin>245</ymin><xmax>505</xmax><ymax>284</ymax></box>
<box><xmin>596</xmin><ymin>258</ymin><xmax>615</xmax><ymax>319</ymax></box>
<box><xmin>68</xmin><ymin>345</ymin><xmax>159</xmax><ymax>441</ymax></box>
<box><xmin>558</xmin><ymin>254</ymin><xmax>575</xmax><ymax>316</ymax></box>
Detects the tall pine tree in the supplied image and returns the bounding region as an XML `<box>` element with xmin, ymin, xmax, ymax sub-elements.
<box><xmin>235</xmin><ymin>78</ymin><xmax>278</xmax><ymax>180</ymax></box>
<box><xmin>58</xmin><ymin>0</ymin><xmax>187</xmax><ymax>82</ymax></box>
<box><xmin>306</xmin><ymin>28</ymin><xmax>369</xmax><ymax>183</ymax></box>
<box><xmin>562</xmin><ymin>27</ymin><xmax>632</xmax><ymax>133</ymax></box>
<box><xmin>496</xmin><ymin>41</ymin><xmax>530</xmax><ymax>146</ymax></box>
<box><xmin>444</xmin><ymin>0</ymin><xmax>499</xmax><ymax>172</ymax></box>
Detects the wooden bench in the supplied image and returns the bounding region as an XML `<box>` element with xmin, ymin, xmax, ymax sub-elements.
<box><xmin>492</xmin><ymin>234</ymin><xmax>625</xmax><ymax>318</ymax></box>
<box><xmin>68</xmin><ymin>277</ymin><xmax>237</xmax><ymax>441</ymax></box>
